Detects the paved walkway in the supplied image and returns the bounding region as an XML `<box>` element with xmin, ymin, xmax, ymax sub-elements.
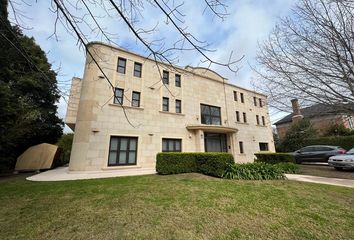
<box><xmin>286</xmin><ymin>174</ymin><xmax>354</xmax><ymax>188</ymax></box>
<box><xmin>27</xmin><ymin>166</ymin><xmax>156</xmax><ymax>181</ymax></box>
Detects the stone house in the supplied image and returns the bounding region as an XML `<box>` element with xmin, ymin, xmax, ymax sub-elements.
<box><xmin>65</xmin><ymin>42</ymin><xmax>275</xmax><ymax>172</ymax></box>
<box><xmin>275</xmin><ymin>99</ymin><xmax>354</xmax><ymax>139</ymax></box>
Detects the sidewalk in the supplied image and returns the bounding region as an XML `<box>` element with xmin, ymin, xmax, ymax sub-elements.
<box><xmin>27</xmin><ymin>166</ymin><xmax>156</xmax><ymax>181</ymax></box>
<box><xmin>285</xmin><ymin>174</ymin><xmax>354</xmax><ymax>188</ymax></box>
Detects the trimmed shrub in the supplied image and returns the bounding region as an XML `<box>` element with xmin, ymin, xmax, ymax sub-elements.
<box><xmin>302</xmin><ymin>136</ymin><xmax>354</xmax><ymax>150</ymax></box>
<box><xmin>156</xmin><ymin>152</ymin><xmax>234</xmax><ymax>177</ymax></box>
<box><xmin>276</xmin><ymin>162</ymin><xmax>299</xmax><ymax>174</ymax></box>
<box><xmin>222</xmin><ymin>163</ymin><xmax>285</xmax><ymax>180</ymax></box>
<box><xmin>254</xmin><ymin>152</ymin><xmax>295</xmax><ymax>164</ymax></box>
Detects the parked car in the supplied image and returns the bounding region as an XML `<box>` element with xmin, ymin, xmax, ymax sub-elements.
<box><xmin>328</xmin><ymin>148</ymin><xmax>354</xmax><ymax>170</ymax></box>
<box><xmin>294</xmin><ymin>145</ymin><xmax>346</xmax><ymax>164</ymax></box>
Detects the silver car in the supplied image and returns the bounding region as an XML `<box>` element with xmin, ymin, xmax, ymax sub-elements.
<box><xmin>328</xmin><ymin>148</ymin><xmax>354</xmax><ymax>170</ymax></box>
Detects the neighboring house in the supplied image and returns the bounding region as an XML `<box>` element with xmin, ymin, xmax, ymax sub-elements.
<box><xmin>65</xmin><ymin>42</ymin><xmax>275</xmax><ymax>172</ymax></box>
<box><xmin>275</xmin><ymin>99</ymin><xmax>354</xmax><ymax>139</ymax></box>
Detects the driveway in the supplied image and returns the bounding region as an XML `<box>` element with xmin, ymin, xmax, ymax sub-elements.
<box><xmin>298</xmin><ymin>163</ymin><xmax>354</xmax><ymax>180</ymax></box>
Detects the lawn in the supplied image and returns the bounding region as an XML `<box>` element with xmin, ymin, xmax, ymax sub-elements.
<box><xmin>0</xmin><ymin>173</ymin><xmax>353</xmax><ymax>240</ymax></box>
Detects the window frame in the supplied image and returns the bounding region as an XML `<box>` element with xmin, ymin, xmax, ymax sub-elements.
<box><xmin>200</xmin><ymin>104</ymin><xmax>222</xmax><ymax>125</ymax></box>
<box><xmin>240</xmin><ymin>93</ymin><xmax>244</xmax><ymax>103</ymax></box>
<box><xmin>262</xmin><ymin>116</ymin><xmax>265</xmax><ymax>126</ymax></box>
<box><xmin>132</xmin><ymin>91</ymin><xmax>141</xmax><ymax>107</ymax></box>
<box><xmin>162</xmin><ymin>97</ymin><xmax>169</xmax><ymax>111</ymax></box>
<box><xmin>163</xmin><ymin>70</ymin><xmax>169</xmax><ymax>85</ymax></box>
<box><xmin>243</xmin><ymin>112</ymin><xmax>247</xmax><ymax>123</ymax></box>
<box><xmin>233</xmin><ymin>91</ymin><xmax>238</xmax><ymax>101</ymax></box>
<box><xmin>236</xmin><ymin>111</ymin><xmax>240</xmax><ymax>122</ymax></box>
<box><xmin>108</xmin><ymin>136</ymin><xmax>138</xmax><ymax>166</ymax></box>
<box><xmin>259</xmin><ymin>98</ymin><xmax>263</xmax><ymax>107</ymax></box>
<box><xmin>175</xmin><ymin>74</ymin><xmax>181</xmax><ymax>87</ymax></box>
<box><xmin>114</xmin><ymin>88</ymin><xmax>124</xmax><ymax>104</ymax></box>
<box><xmin>117</xmin><ymin>57</ymin><xmax>126</xmax><ymax>74</ymax></box>
<box><xmin>239</xmin><ymin>141</ymin><xmax>244</xmax><ymax>154</ymax></box>
<box><xmin>256</xmin><ymin>115</ymin><xmax>260</xmax><ymax>125</ymax></box>
<box><xmin>253</xmin><ymin>97</ymin><xmax>257</xmax><ymax>106</ymax></box>
<box><xmin>259</xmin><ymin>142</ymin><xmax>269</xmax><ymax>151</ymax></box>
<box><xmin>162</xmin><ymin>138</ymin><xmax>182</xmax><ymax>152</ymax></box>
<box><xmin>175</xmin><ymin>99</ymin><xmax>182</xmax><ymax>113</ymax></box>
<box><xmin>133</xmin><ymin>62</ymin><xmax>142</xmax><ymax>77</ymax></box>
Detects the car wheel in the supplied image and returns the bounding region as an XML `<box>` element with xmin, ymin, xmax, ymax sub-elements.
<box><xmin>334</xmin><ymin>167</ymin><xmax>343</xmax><ymax>171</ymax></box>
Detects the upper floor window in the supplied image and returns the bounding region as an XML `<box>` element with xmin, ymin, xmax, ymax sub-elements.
<box><xmin>259</xmin><ymin>98</ymin><xmax>263</xmax><ymax>107</ymax></box>
<box><xmin>233</xmin><ymin>91</ymin><xmax>237</xmax><ymax>101</ymax></box>
<box><xmin>176</xmin><ymin>99</ymin><xmax>181</xmax><ymax>113</ymax></box>
<box><xmin>236</xmin><ymin>111</ymin><xmax>240</xmax><ymax>122</ymax></box>
<box><xmin>239</xmin><ymin>141</ymin><xmax>244</xmax><ymax>154</ymax></box>
<box><xmin>162</xmin><ymin>97</ymin><xmax>169</xmax><ymax>111</ymax></box>
<box><xmin>134</xmin><ymin>62</ymin><xmax>142</xmax><ymax>77</ymax></box>
<box><xmin>163</xmin><ymin>70</ymin><xmax>169</xmax><ymax>85</ymax></box>
<box><xmin>259</xmin><ymin>142</ymin><xmax>269</xmax><ymax>151</ymax></box>
<box><xmin>243</xmin><ymin>112</ymin><xmax>247</xmax><ymax>123</ymax></box>
<box><xmin>175</xmin><ymin>74</ymin><xmax>181</xmax><ymax>87</ymax></box>
<box><xmin>262</xmin><ymin>116</ymin><xmax>266</xmax><ymax>126</ymax></box>
<box><xmin>117</xmin><ymin>57</ymin><xmax>126</xmax><ymax>74</ymax></box>
<box><xmin>108</xmin><ymin>136</ymin><xmax>138</xmax><ymax>166</ymax></box>
<box><xmin>162</xmin><ymin>138</ymin><xmax>182</xmax><ymax>152</ymax></box>
<box><xmin>256</xmin><ymin>115</ymin><xmax>260</xmax><ymax>125</ymax></box>
<box><xmin>114</xmin><ymin>88</ymin><xmax>124</xmax><ymax>104</ymax></box>
<box><xmin>253</xmin><ymin>97</ymin><xmax>257</xmax><ymax>106</ymax></box>
<box><xmin>201</xmin><ymin>104</ymin><xmax>221</xmax><ymax>125</ymax></box>
<box><xmin>132</xmin><ymin>91</ymin><xmax>140</xmax><ymax>107</ymax></box>
<box><xmin>240</xmin><ymin>93</ymin><xmax>244</xmax><ymax>103</ymax></box>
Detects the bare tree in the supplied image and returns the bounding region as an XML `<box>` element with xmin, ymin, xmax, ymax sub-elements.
<box><xmin>254</xmin><ymin>0</ymin><xmax>354</xmax><ymax>113</ymax></box>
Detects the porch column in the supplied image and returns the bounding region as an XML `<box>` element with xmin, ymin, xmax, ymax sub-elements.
<box><xmin>194</xmin><ymin>129</ymin><xmax>205</xmax><ymax>152</ymax></box>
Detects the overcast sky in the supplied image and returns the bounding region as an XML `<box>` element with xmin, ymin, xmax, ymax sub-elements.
<box><xmin>10</xmin><ymin>0</ymin><xmax>296</xmax><ymax>132</ymax></box>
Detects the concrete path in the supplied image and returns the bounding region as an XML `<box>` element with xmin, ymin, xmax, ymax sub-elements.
<box><xmin>27</xmin><ymin>166</ymin><xmax>156</xmax><ymax>181</ymax></box>
<box><xmin>286</xmin><ymin>174</ymin><xmax>354</xmax><ymax>188</ymax></box>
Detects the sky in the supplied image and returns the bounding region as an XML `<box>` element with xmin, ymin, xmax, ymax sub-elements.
<box><xmin>9</xmin><ymin>0</ymin><xmax>297</xmax><ymax>132</ymax></box>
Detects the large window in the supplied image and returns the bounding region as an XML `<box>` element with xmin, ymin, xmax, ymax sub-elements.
<box><xmin>108</xmin><ymin>136</ymin><xmax>138</xmax><ymax>166</ymax></box>
<box><xmin>132</xmin><ymin>91</ymin><xmax>140</xmax><ymax>107</ymax></box>
<box><xmin>175</xmin><ymin>74</ymin><xmax>181</xmax><ymax>87</ymax></box>
<box><xmin>201</xmin><ymin>104</ymin><xmax>221</xmax><ymax>125</ymax></box>
<box><xmin>259</xmin><ymin>142</ymin><xmax>269</xmax><ymax>151</ymax></box>
<box><xmin>117</xmin><ymin>57</ymin><xmax>126</xmax><ymax>74</ymax></box>
<box><xmin>162</xmin><ymin>138</ymin><xmax>182</xmax><ymax>152</ymax></box>
<box><xmin>162</xmin><ymin>97</ymin><xmax>169</xmax><ymax>111</ymax></box>
<box><xmin>114</xmin><ymin>88</ymin><xmax>124</xmax><ymax>104</ymax></box>
<box><xmin>134</xmin><ymin>62</ymin><xmax>142</xmax><ymax>77</ymax></box>
<box><xmin>163</xmin><ymin>70</ymin><xmax>169</xmax><ymax>84</ymax></box>
<box><xmin>175</xmin><ymin>99</ymin><xmax>181</xmax><ymax>113</ymax></box>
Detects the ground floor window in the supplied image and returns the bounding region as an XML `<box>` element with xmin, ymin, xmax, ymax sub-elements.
<box><xmin>259</xmin><ymin>142</ymin><xmax>269</xmax><ymax>151</ymax></box>
<box><xmin>108</xmin><ymin>136</ymin><xmax>138</xmax><ymax>166</ymax></box>
<box><xmin>162</xmin><ymin>138</ymin><xmax>182</xmax><ymax>152</ymax></box>
<box><xmin>239</xmin><ymin>141</ymin><xmax>244</xmax><ymax>154</ymax></box>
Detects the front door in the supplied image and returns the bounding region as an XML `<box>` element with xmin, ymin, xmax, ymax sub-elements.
<box><xmin>204</xmin><ymin>133</ymin><xmax>227</xmax><ymax>152</ymax></box>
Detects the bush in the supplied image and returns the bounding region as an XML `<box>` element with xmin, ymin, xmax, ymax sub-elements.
<box><xmin>55</xmin><ymin>133</ymin><xmax>74</xmax><ymax>167</ymax></box>
<box><xmin>222</xmin><ymin>163</ymin><xmax>285</xmax><ymax>180</ymax></box>
<box><xmin>156</xmin><ymin>152</ymin><xmax>234</xmax><ymax>177</ymax></box>
<box><xmin>276</xmin><ymin>162</ymin><xmax>299</xmax><ymax>174</ymax></box>
<box><xmin>302</xmin><ymin>136</ymin><xmax>354</xmax><ymax>150</ymax></box>
<box><xmin>255</xmin><ymin>152</ymin><xmax>295</xmax><ymax>164</ymax></box>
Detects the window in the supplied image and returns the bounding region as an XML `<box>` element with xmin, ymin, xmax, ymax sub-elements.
<box><xmin>175</xmin><ymin>99</ymin><xmax>181</xmax><ymax>113</ymax></box>
<box><xmin>262</xmin><ymin>116</ymin><xmax>265</xmax><ymax>126</ymax></box>
<box><xmin>134</xmin><ymin>62</ymin><xmax>142</xmax><ymax>77</ymax></box>
<box><xmin>163</xmin><ymin>70</ymin><xmax>169</xmax><ymax>84</ymax></box>
<box><xmin>240</xmin><ymin>93</ymin><xmax>244</xmax><ymax>103</ymax></box>
<box><xmin>162</xmin><ymin>97</ymin><xmax>169</xmax><ymax>111</ymax></box>
<box><xmin>114</xmin><ymin>88</ymin><xmax>124</xmax><ymax>104</ymax></box>
<box><xmin>236</xmin><ymin>111</ymin><xmax>240</xmax><ymax>122</ymax></box>
<box><xmin>259</xmin><ymin>98</ymin><xmax>263</xmax><ymax>107</ymax></box>
<box><xmin>233</xmin><ymin>91</ymin><xmax>237</xmax><ymax>101</ymax></box>
<box><xmin>201</xmin><ymin>104</ymin><xmax>221</xmax><ymax>125</ymax></box>
<box><xmin>162</xmin><ymin>138</ymin><xmax>182</xmax><ymax>152</ymax></box>
<box><xmin>256</xmin><ymin>115</ymin><xmax>260</xmax><ymax>125</ymax></box>
<box><xmin>108</xmin><ymin>136</ymin><xmax>138</xmax><ymax>166</ymax></box>
<box><xmin>132</xmin><ymin>91</ymin><xmax>140</xmax><ymax>107</ymax></box>
<box><xmin>259</xmin><ymin>142</ymin><xmax>269</xmax><ymax>151</ymax></box>
<box><xmin>117</xmin><ymin>57</ymin><xmax>126</xmax><ymax>74</ymax></box>
<box><xmin>243</xmin><ymin>112</ymin><xmax>247</xmax><ymax>123</ymax></box>
<box><xmin>175</xmin><ymin>74</ymin><xmax>181</xmax><ymax>87</ymax></box>
<box><xmin>253</xmin><ymin>97</ymin><xmax>257</xmax><ymax>106</ymax></box>
<box><xmin>239</xmin><ymin>141</ymin><xmax>244</xmax><ymax>154</ymax></box>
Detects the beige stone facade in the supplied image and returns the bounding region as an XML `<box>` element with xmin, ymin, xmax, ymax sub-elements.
<box><xmin>65</xmin><ymin>42</ymin><xmax>275</xmax><ymax>172</ymax></box>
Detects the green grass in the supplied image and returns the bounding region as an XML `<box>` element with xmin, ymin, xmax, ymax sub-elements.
<box><xmin>0</xmin><ymin>173</ymin><xmax>353</xmax><ymax>240</ymax></box>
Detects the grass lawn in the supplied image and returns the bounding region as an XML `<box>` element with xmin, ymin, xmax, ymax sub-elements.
<box><xmin>0</xmin><ymin>173</ymin><xmax>353</xmax><ymax>240</ymax></box>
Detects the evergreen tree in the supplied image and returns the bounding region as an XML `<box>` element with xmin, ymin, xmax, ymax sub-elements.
<box><xmin>0</xmin><ymin>0</ymin><xmax>63</xmax><ymax>172</ymax></box>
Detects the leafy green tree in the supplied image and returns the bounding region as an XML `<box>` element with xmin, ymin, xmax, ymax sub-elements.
<box><xmin>56</xmin><ymin>133</ymin><xmax>74</xmax><ymax>166</ymax></box>
<box><xmin>278</xmin><ymin>119</ymin><xmax>318</xmax><ymax>152</ymax></box>
<box><xmin>0</xmin><ymin>0</ymin><xmax>63</xmax><ymax>172</ymax></box>
<box><xmin>324</xmin><ymin>123</ymin><xmax>354</xmax><ymax>137</ymax></box>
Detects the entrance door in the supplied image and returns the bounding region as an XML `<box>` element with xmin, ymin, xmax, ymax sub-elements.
<box><xmin>204</xmin><ymin>133</ymin><xmax>227</xmax><ymax>152</ymax></box>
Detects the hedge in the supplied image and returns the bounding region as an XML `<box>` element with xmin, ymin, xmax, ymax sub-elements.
<box><xmin>254</xmin><ymin>152</ymin><xmax>295</xmax><ymax>164</ymax></box>
<box><xmin>302</xmin><ymin>136</ymin><xmax>354</xmax><ymax>150</ymax></box>
<box><xmin>222</xmin><ymin>163</ymin><xmax>285</xmax><ymax>180</ymax></box>
<box><xmin>156</xmin><ymin>152</ymin><xmax>234</xmax><ymax>177</ymax></box>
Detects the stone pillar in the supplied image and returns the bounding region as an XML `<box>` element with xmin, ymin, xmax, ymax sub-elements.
<box><xmin>291</xmin><ymin>99</ymin><xmax>304</xmax><ymax>124</ymax></box>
